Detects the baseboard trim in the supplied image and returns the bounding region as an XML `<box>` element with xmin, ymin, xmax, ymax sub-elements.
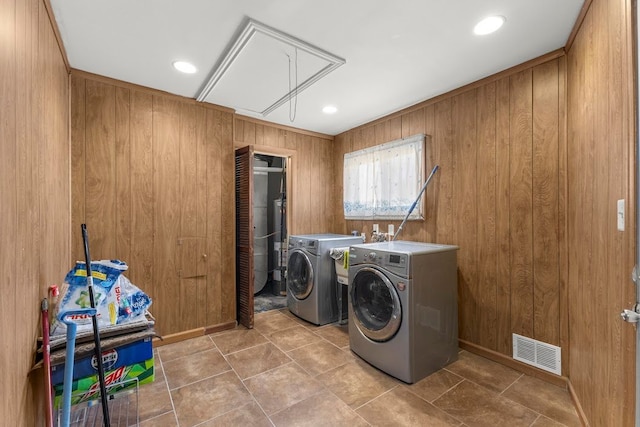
<box><xmin>458</xmin><ymin>339</ymin><xmax>568</xmax><ymax>388</ymax></box>
<box><xmin>152</xmin><ymin>321</ymin><xmax>238</xmax><ymax>348</ymax></box>
<box><xmin>567</xmin><ymin>379</ymin><xmax>590</xmax><ymax>426</ymax></box>
<box><xmin>153</xmin><ymin>328</ymin><xmax>205</xmax><ymax>347</ymax></box>
<box><xmin>204</xmin><ymin>321</ymin><xmax>237</xmax><ymax>335</ymax></box>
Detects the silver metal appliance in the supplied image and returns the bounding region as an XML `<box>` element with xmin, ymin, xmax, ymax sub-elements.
<box><xmin>348</xmin><ymin>241</ymin><xmax>459</xmax><ymax>383</ymax></box>
<box><xmin>287</xmin><ymin>234</ymin><xmax>364</xmax><ymax>325</ymax></box>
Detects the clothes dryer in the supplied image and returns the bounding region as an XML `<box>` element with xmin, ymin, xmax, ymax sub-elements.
<box><xmin>287</xmin><ymin>234</ymin><xmax>363</xmax><ymax>325</ymax></box>
<box><xmin>348</xmin><ymin>241</ymin><xmax>459</xmax><ymax>383</ymax></box>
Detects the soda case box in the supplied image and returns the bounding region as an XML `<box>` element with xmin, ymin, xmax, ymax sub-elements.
<box><xmin>53</xmin><ymin>358</ymin><xmax>154</xmax><ymax>408</ymax></box>
<box><xmin>50</xmin><ymin>336</ymin><xmax>153</xmax><ymax>386</ymax></box>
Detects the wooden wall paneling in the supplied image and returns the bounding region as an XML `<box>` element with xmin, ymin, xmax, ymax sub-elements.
<box><xmin>0</xmin><ymin>0</ymin><xmax>17</xmax><ymax>420</ymax></box>
<box><xmin>389</xmin><ymin>116</ymin><xmax>402</xmax><ymax>141</ymax></box>
<box><xmin>152</xmin><ymin>96</ymin><xmax>182</xmax><ymax>335</ymax></box>
<box><xmin>71</xmin><ymin>75</ymin><xmax>86</xmax><ymax>262</ymax></box>
<box><xmin>16</xmin><ymin>0</ymin><xmax>38</xmax><ymax>415</ymax></box>
<box><xmin>196</xmin><ymin>108</ymin><xmax>208</xmax><ymax>243</ymax></box>
<box><xmin>195</xmin><ymin>106</ymin><xmax>208</xmax><ymax>327</ymax></box>
<box><xmin>608</xmin><ymin>0</ymin><xmax>635</xmax><ymax>423</ymax></box>
<box><xmin>591</xmin><ymin>1</ymin><xmax>610</xmax><ymax>420</ymax></box>
<box><xmin>319</xmin><ymin>137</ymin><xmax>333</xmax><ymax>232</ymax></box>
<box><xmin>235</xmin><ymin>117</ymin><xmax>244</xmax><ymax>143</ymax></box>
<box><xmin>206</xmin><ymin>109</ymin><xmax>223</xmax><ymax>326</ymax></box>
<box><xmin>299</xmin><ymin>134</ymin><xmax>312</xmax><ymax>232</ymax></box>
<box><xmin>532</xmin><ymin>60</ymin><xmax>560</xmax><ymax>346</ymax></box>
<box><xmin>508</xmin><ymin>70</ymin><xmax>534</xmax><ymax>339</ymax></box>
<box><xmin>495</xmin><ymin>76</ymin><xmax>512</xmax><ymax>355</ymax></box>
<box><xmin>604</xmin><ymin>0</ymin><xmax>625</xmax><ymax>419</ymax></box>
<box><xmin>263</xmin><ymin>124</ymin><xmax>278</xmax><ymax>148</ymax></box>
<box><xmin>129</xmin><ymin>91</ymin><xmax>154</xmax><ymax>302</ymax></box>
<box><xmin>476</xmin><ymin>82</ymin><xmax>498</xmax><ymax>350</ymax></box>
<box><xmin>254</xmin><ymin>123</ymin><xmax>264</xmax><ymax>145</ymax></box>
<box><xmin>219</xmin><ymin>111</ymin><xmax>235</xmax><ymax>323</ymax></box>
<box><xmin>84</xmin><ymin>79</ymin><xmax>117</xmax><ymax>259</ymax></box>
<box><xmin>374</xmin><ymin>121</ymin><xmax>388</xmax><ymax>146</ymax></box>
<box><xmin>284</xmin><ymin>129</ymin><xmax>298</xmax><ymax>151</ymax></box>
<box><xmin>423</xmin><ymin>106</ymin><xmax>437</xmax><ymax>243</ymax></box>
<box><xmin>401</xmin><ymin>108</ymin><xmax>426</xmax><ymax>242</ymax></box>
<box><xmin>434</xmin><ymin>98</ymin><xmax>454</xmax><ymax>245</ymax></box>
<box><xmin>179</xmin><ymin>103</ymin><xmax>201</xmax><ymax>330</ymax></box>
<box><xmin>179</xmin><ymin>103</ymin><xmax>199</xmax><ymax>238</ymax></box>
<box><xmin>40</xmin><ymin>1</ymin><xmax>70</xmax><ymax>287</ymax></box>
<box><xmin>557</xmin><ymin>55</ymin><xmax>570</xmax><ymax>379</ymax></box>
<box><xmin>332</xmin><ymin>133</ymin><xmax>342</xmax><ymax>233</ymax></box>
<box><xmin>452</xmin><ymin>90</ymin><xmax>478</xmax><ymax>343</ymax></box>
<box><xmin>567</xmin><ymin>10</ymin><xmax>593</xmax><ymax>414</ymax></box>
<box><xmin>115</xmin><ymin>87</ymin><xmax>132</xmax><ymax>263</ymax></box>
<box><xmin>310</xmin><ymin>137</ymin><xmax>322</xmax><ymax>232</ymax></box>
<box><xmin>277</xmin><ymin>128</ymin><xmax>287</xmax><ymax>149</ymax></box>
<box><xmin>243</xmin><ymin>118</ymin><xmax>256</xmax><ymax>142</ymax></box>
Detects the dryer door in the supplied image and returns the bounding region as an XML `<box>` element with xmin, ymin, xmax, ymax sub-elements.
<box><xmin>351</xmin><ymin>266</ymin><xmax>401</xmax><ymax>342</ymax></box>
<box><xmin>287</xmin><ymin>250</ymin><xmax>314</xmax><ymax>300</ymax></box>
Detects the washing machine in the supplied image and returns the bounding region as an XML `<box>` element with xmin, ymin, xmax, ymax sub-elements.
<box><xmin>348</xmin><ymin>241</ymin><xmax>459</xmax><ymax>383</ymax></box>
<box><xmin>287</xmin><ymin>234</ymin><xmax>364</xmax><ymax>325</ymax></box>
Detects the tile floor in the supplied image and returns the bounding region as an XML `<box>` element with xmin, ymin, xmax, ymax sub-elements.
<box><xmin>136</xmin><ymin>308</ymin><xmax>581</xmax><ymax>426</ymax></box>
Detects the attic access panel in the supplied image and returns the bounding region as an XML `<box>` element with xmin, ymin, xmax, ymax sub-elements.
<box><xmin>197</xmin><ymin>19</ymin><xmax>345</xmax><ymax>116</ymax></box>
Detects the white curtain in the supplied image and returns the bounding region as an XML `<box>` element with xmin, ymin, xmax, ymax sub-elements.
<box><xmin>344</xmin><ymin>134</ymin><xmax>424</xmax><ymax>220</ymax></box>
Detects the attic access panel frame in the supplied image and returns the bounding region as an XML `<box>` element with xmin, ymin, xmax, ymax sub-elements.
<box><xmin>196</xmin><ymin>18</ymin><xmax>345</xmax><ymax>116</ymax></box>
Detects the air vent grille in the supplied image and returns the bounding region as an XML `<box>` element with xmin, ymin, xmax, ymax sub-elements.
<box><xmin>512</xmin><ymin>333</ymin><xmax>561</xmax><ymax>375</ymax></box>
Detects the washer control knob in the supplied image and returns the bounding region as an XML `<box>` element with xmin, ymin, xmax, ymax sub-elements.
<box><xmin>369</xmin><ymin>252</ymin><xmax>376</xmax><ymax>260</ymax></box>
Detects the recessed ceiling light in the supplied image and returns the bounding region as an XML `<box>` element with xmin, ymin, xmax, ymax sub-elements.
<box><xmin>322</xmin><ymin>105</ymin><xmax>338</xmax><ymax>114</ymax></box>
<box><xmin>474</xmin><ymin>16</ymin><xmax>506</xmax><ymax>35</ymax></box>
<box><xmin>172</xmin><ymin>61</ymin><xmax>197</xmax><ymax>74</ymax></box>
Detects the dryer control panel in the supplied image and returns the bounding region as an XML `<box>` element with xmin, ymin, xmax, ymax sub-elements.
<box><xmin>288</xmin><ymin>238</ymin><xmax>318</xmax><ymax>255</ymax></box>
<box><xmin>350</xmin><ymin>246</ymin><xmax>410</xmax><ymax>278</ymax></box>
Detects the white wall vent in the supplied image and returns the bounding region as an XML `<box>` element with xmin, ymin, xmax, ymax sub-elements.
<box><xmin>512</xmin><ymin>333</ymin><xmax>561</xmax><ymax>376</ymax></box>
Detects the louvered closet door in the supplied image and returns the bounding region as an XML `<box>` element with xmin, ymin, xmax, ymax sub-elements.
<box><xmin>235</xmin><ymin>146</ymin><xmax>254</xmax><ymax>328</ymax></box>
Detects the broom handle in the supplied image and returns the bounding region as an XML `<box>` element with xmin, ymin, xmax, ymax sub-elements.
<box><xmin>393</xmin><ymin>165</ymin><xmax>439</xmax><ymax>241</ymax></box>
<box><xmin>81</xmin><ymin>224</ymin><xmax>111</xmax><ymax>427</ymax></box>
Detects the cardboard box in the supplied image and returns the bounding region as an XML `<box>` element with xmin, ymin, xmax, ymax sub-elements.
<box><xmin>53</xmin><ymin>358</ymin><xmax>154</xmax><ymax>408</ymax></box>
<box><xmin>50</xmin><ymin>336</ymin><xmax>153</xmax><ymax>386</ymax></box>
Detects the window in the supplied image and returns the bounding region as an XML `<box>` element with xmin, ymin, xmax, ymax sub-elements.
<box><xmin>343</xmin><ymin>134</ymin><xmax>425</xmax><ymax>220</ymax></box>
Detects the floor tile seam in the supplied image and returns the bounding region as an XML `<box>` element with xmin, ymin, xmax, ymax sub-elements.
<box><xmin>159</xmin><ymin>345</ymin><xmax>220</xmax><ymax>365</ymax></box>
<box><xmin>316</xmin><ymin>333</ymin><xmax>350</xmax><ymax>350</ymax></box>
<box><xmin>499</xmin><ymin>372</ymin><xmax>525</xmax><ymax>397</ymax></box>
<box><xmin>240</xmin><ymin>359</ymin><xmax>298</xmax><ymax>382</ymax></box>
<box><xmin>280</xmin><ymin>332</ymin><xmax>344</xmax><ymax>355</ymax></box>
<box><xmin>265</xmin><ymin>388</ymin><xmax>335</xmax><ymax>421</ymax></box>
<box><xmin>287</xmin><ymin>350</ymin><xmax>351</xmax><ymax>379</ymax></box>
<box><xmin>397</xmin><ymin>384</ymin><xmax>467</xmax><ymax>426</ymax></box>
<box><xmin>497</xmin><ymin>392</ymin><xmax>572</xmax><ymax>427</ymax></box>
<box><xmin>190</xmin><ymin>399</ymin><xmax>271</xmax><ymax>427</ymax></box>
<box><xmin>322</xmin><ymin>386</ymin><xmax>374</xmax><ymax>426</ymax></box>
<box><xmin>265</xmin><ymin>329</ymin><xmax>325</xmax><ymax>352</ymax></box>
<box><xmin>138</xmin><ymin>409</ymin><xmax>177</xmax><ymax>425</ymax></box>
<box><xmin>402</xmin><ymin>374</ymin><xmax>464</xmax><ymax>405</ymax></box>
<box><xmin>220</xmin><ymin>339</ymin><xmax>273</xmax><ymax>357</ymax></box>
<box><xmin>280</xmin><ymin>337</ymin><xmax>322</xmax><ymax>357</ymax></box>
<box><xmin>436</xmin><ymin>377</ymin><xmax>544</xmax><ymax>422</ymax></box>
<box><xmin>351</xmin><ymin>383</ymin><xmax>402</xmax><ymax>412</ymax></box>
<box><xmin>497</xmin><ymin>373</ymin><xmax>565</xmax><ymax>421</ymax></box>
<box><xmin>528</xmin><ymin>414</ymin><xmax>544</xmax><ymax>427</ymax></box>
<box><xmin>156</xmin><ymin>354</ymin><xmax>180</xmax><ymax>426</ymax></box>
<box><xmin>255</xmin><ymin>322</ymin><xmax>302</xmax><ymax>337</ymax></box>
<box><xmin>288</xmin><ymin>358</ymin><xmax>334</xmax><ymax>384</ymax></box>
<box><xmin>167</xmin><ymin>366</ymin><xmax>235</xmax><ymax>392</ymax></box>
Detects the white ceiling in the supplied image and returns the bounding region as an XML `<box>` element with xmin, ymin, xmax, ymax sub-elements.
<box><xmin>50</xmin><ymin>0</ymin><xmax>585</xmax><ymax>136</ymax></box>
